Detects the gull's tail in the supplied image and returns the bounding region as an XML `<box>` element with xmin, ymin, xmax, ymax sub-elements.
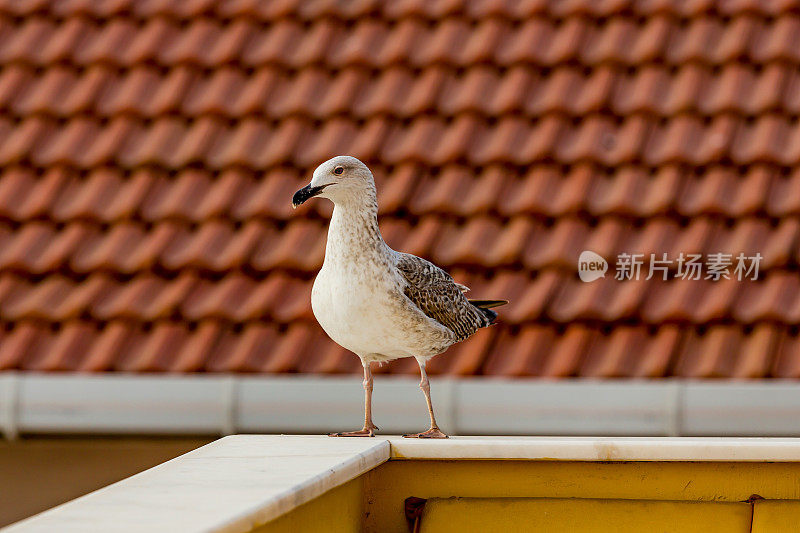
<box><xmin>469</xmin><ymin>299</ymin><xmax>508</xmax><ymax>325</ymax></box>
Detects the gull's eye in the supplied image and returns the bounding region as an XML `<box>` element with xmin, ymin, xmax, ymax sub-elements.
<box><xmin>333</xmin><ymin>166</ymin><xmax>344</xmax><ymax>175</ymax></box>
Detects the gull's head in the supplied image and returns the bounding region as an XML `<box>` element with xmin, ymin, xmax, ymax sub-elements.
<box><xmin>292</xmin><ymin>156</ymin><xmax>374</xmax><ymax>209</ymax></box>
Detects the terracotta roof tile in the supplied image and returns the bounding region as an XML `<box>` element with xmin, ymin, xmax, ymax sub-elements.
<box><xmin>505</xmin><ymin>271</ymin><xmax>560</xmax><ymax>323</ymax></box>
<box><xmin>117</xmin><ymin>321</ymin><xmax>189</xmax><ymax>372</ymax></box>
<box><xmin>675</xmin><ymin>325</ymin><xmax>742</xmax><ymax>378</ymax></box>
<box><xmin>581</xmin><ymin>325</ymin><xmax>680</xmax><ymax>378</ymax></box>
<box><xmin>542</xmin><ymin>324</ymin><xmax>594</xmax><ymax>377</ymax></box>
<box><xmin>734</xmin><ymin>272</ymin><xmax>799</xmax><ymax>323</ymax></box>
<box><xmin>297</xmin><ymin>332</ymin><xmax>362</xmax><ymax>374</ymax></box>
<box><xmin>483</xmin><ymin>324</ymin><xmax>553</xmax><ymax>377</ymax></box>
<box><xmin>734</xmin><ymin>323</ymin><xmax>779</xmax><ymax>378</ymax></box>
<box><xmin>771</xmin><ymin>329</ymin><xmax>800</xmax><ymax>378</ymax></box>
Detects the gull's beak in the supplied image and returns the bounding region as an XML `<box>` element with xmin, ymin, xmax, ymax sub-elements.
<box><xmin>292</xmin><ymin>184</ymin><xmax>330</xmax><ymax>209</ymax></box>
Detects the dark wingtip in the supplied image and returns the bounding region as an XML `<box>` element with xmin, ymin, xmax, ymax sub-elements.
<box><xmin>469</xmin><ymin>300</ymin><xmax>504</xmax><ymax>325</ymax></box>
<box><xmin>468</xmin><ymin>299</ymin><xmax>508</xmax><ymax>309</ymax></box>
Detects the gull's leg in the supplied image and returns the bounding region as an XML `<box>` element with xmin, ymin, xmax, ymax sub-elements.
<box><xmin>329</xmin><ymin>360</ymin><xmax>378</xmax><ymax>437</ymax></box>
<box><xmin>403</xmin><ymin>359</ymin><xmax>448</xmax><ymax>439</ymax></box>
<box><xmin>362</xmin><ymin>361</ymin><xmax>379</xmax><ymax>431</ymax></box>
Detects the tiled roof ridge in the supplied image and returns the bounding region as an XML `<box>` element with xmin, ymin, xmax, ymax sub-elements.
<box><xmin>3</xmin><ymin>318</ymin><xmax>800</xmax><ymax>378</ymax></box>
<box><xmin>7</xmin><ymin>115</ymin><xmax>800</xmax><ymax>168</ymax></box>
<box><xmin>3</xmin><ymin>1</ymin><xmax>800</xmax><ymax>21</ymax></box>
<box><xmin>2</xmin><ymin>163</ymin><xmax>800</xmax><ymax>220</ymax></box>
<box><xmin>3</xmin><ymin>269</ymin><xmax>800</xmax><ymax>324</ymax></box>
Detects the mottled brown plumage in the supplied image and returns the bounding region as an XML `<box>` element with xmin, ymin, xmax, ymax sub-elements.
<box><xmin>395</xmin><ymin>253</ymin><xmax>496</xmax><ymax>342</ymax></box>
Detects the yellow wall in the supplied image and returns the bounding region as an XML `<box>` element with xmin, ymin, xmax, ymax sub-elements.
<box><xmin>252</xmin><ymin>477</ymin><xmax>363</xmax><ymax>533</ymax></box>
<box><xmin>258</xmin><ymin>460</ymin><xmax>800</xmax><ymax>532</ymax></box>
<box><xmin>364</xmin><ymin>460</ymin><xmax>800</xmax><ymax>532</ymax></box>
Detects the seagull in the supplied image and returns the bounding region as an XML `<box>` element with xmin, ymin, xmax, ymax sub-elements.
<box><xmin>292</xmin><ymin>156</ymin><xmax>507</xmax><ymax>438</ymax></box>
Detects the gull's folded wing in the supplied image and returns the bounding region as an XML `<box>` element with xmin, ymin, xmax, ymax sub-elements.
<box><xmin>395</xmin><ymin>253</ymin><xmax>496</xmax><ymax>342</ymax></box>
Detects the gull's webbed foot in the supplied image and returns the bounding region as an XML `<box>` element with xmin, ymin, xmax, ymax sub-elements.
<box><xmin>402</xmin><ymin>427</ymin><xmax>448</xmax><ymax>439</ymax></box>
<box><xmin>328</xmin><ymin>428</ymin><xmax>375</xmax><ymax>437</ymax></box>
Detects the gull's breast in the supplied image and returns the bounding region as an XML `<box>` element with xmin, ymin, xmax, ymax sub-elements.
<box><xmin>311</xmin><ymin>265</ymin><xmax>433</xmax><ymax>358</ymax></box>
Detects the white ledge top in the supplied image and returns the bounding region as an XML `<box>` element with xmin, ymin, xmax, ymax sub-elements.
<box><xmin>3</xmin><ymin>435</ymin><xmax>390</xmax><ymax>533</ymax></box>
<box><xmin>387</xmin><ymin>435</ymin><xmax>800</xmax><ymax>461</ymax></box>
<box><xmin>8</xmin><ymin>435</ymin><xmax>800</xmax><ymax>533</ymax></box>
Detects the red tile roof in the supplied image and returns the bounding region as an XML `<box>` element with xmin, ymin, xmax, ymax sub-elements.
<box><xmin>1</xmin><ymin>0</ymin><xmax>799</xmax><ymax>378</ymax></box>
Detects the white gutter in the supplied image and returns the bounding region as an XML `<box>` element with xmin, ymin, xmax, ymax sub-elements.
<box><xmin>2</xmin><ymin>373</ymin><xmax>800</xmax><ymax>439</ymax></box>
<box><xmin>0</xmin><ymin>372</ymin><xmax>19</xmax><ymax>439</ymax></box>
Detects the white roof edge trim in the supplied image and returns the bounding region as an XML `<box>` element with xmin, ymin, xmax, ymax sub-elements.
<box><xmin>3</xmin><ymin>373</ymin><xmax>800</xmax><ymax>439</ymax></box>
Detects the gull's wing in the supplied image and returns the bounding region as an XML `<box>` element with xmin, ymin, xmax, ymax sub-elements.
<box><xmin>395</xmin><ymin>253</ymin><xmax>494</xmax><ymax>342</ymax></box>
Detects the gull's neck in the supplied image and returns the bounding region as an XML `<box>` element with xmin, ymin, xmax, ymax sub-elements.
<box><xmin>325</xmin><ymin>188</ymin><xmax>388</xmax><ymax>263</ymax></box>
